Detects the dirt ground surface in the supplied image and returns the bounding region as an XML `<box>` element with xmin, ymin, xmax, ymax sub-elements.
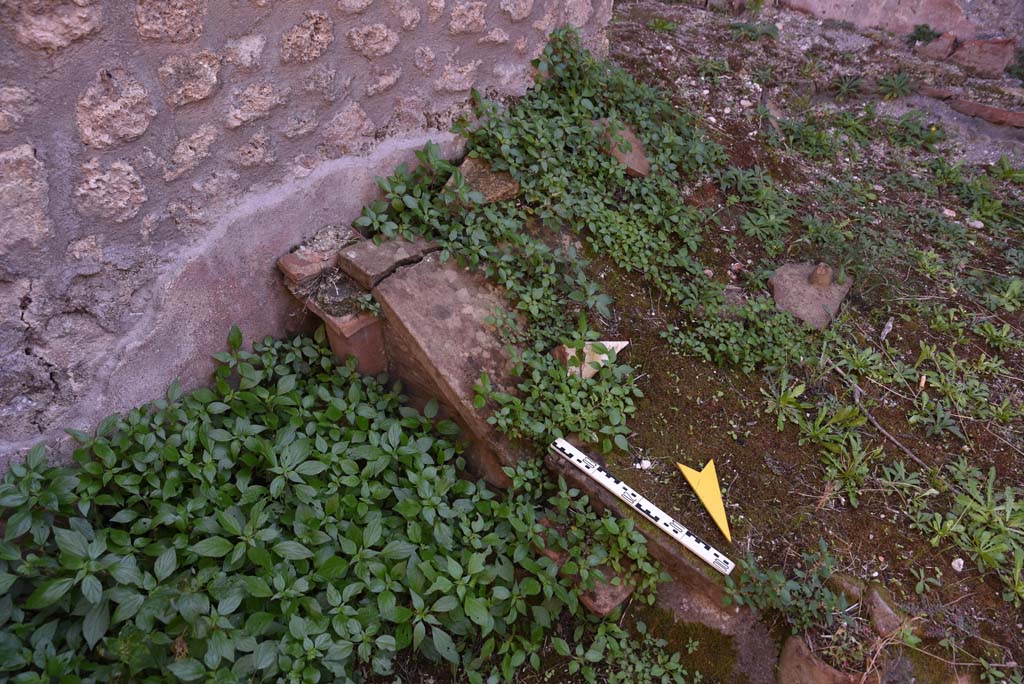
<box><xmin>591</xmin><ymin>0</ymin><xmax>1024</xmax><ymax>680</ymax></box>
<box><xmin>363</xmin><ymin>2</ymin><xmax>1024</xmax><ymax>681</ymax></box>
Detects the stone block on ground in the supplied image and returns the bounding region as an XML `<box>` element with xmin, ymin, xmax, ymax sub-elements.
<box><xmin>308</xmin><ymin>302</ymin><xmax>387</xmax><ymax>376</ymax></box>
<box><xmin>950</xmin><ymin>38</ymin><xmax>1017</xmax><ymax>78</ymax></box>
<box><xmin>949</xmin><ymin>99</ymin><xmax>1024</xmax><ymax>128</ymax></box>
<box><xmin>372</xmin><ymin>252</ymin><xmax>523</xmax><ymax>487</ymax></box>
<box><xmin>535</xmin><ymin>517</ymin><xmax>635</xmax><ymax>617</ymax></box>
<box><xmin>552</xmin><ymin>341</ymin><xmax>629</xmax><ymax>379</ymax></box>
<box><xmin>444</xmin><ymin>156</ymin><xmax>521</xmax><ymax>204</ymax></box>
<box><xmin>278</xmin><ymin>225</ymin><xmax>362</xmax><ymax>290</ymax></box>
<box><xmin>864</xmin><ymin>583</ymin><xmax>906</xmax><ymax>637</ymax></box>
<box><xmin>579</xmin><ymin>568</ymin><xmax>635</xmax><ymax>617</ymax></box>
<box><xmin>278</xmin><ymin>250</ymin><xmax>334</xmax><ymax>289</ymax></box>
<box><xmin>768</xmin><ymin>263</ymin><xmax>852</xmax><ymax>330</ymax></box>
<box><xmin>826</xmin><ymin>573</ymin><xmax>865</xmax><ymax>604</ymax></box>
<box><xmin>777</xmin><ymin>636</ymin><xmax>880</xmax><ymax>684</ymax></box>
<box><xmin>914</xmin><ymin>32</ymin><xmax>957</xmax><ymax>61</ymax></box>
<box><xmin>593</xmin><ymin>119</ymin><xmax>650</xmax><ymax>177</ymax></box>
<box><xmin>336</xmin><ymin>236</ymin><xmax>439</xmax><ymax>289</ymax></box>
<box><xmin>918</xmin><ymin>84</ymin><xmax>956</xmax><ymax>100</ymax></box>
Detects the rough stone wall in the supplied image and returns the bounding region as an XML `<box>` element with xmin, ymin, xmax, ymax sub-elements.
<box><xmin>777</xmin><ymin>0</ymin><xmax>1024</xmax><ymax>39</ymax></box>
<box><xmin>0</xmin><ymin>0</ymin><xmax>612</xmax><ymax>467</ymax></box>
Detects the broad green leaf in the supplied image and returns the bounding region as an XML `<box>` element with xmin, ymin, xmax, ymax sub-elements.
<box><xmin>253</xmin><ymin>641</ymin><xmax>277</xmax><ymax>670</ymax></box>
<box><xmin>112</xmin><ymin>592</ymin><xmax>144</xmax><ymax>623</ymax></box>
<box><xmin>81</xmin><ymin>575</ymin><xmax>103</xmax><ymax>604</ymax></box>
<box><xmin>243</xmin><ymin>576</ymin><xmax>272</xmax><ymax>598</ymax></box>
<box><xmin>464</xmin><ymin>595</ymin><xmax>492</xmax><ymax>632</ymax></box>
<box><xmin>83</xmin><ymin>599</ymin><xmax>110</xmax><ymax>648</ymax></box>
<box><xmin>155</xmin><ymin>547</ymin><xmax>177</xmax><ymax>581</ymax></box>
<box><xmin>317</xmin><ymin>556</ymin><xmax>348</xmax><ymax>579</ymax></box>
<box><xmin>168</xmin><ymin>658</ymin><xmax>206</xmax><ymax>682</ymax></box>
<box><xmin>272</xmin><ymin>541</ymin><xmax>312</xmax><ymax>560</ymax></box>
<box><xmin>431</xmin><ymin>595</ymin><xmax>458</xmax><ymax>612</ymax></box>
<box><xmin>25</xmin><ymin>577</ymin><xmax>75</xmax><ymax>609</ymax></box>
<box><xmin>380</xmin><ymin>540</ymin><xmax>415</xmax><ymax>560</ymax></box>
<box><xmin>190</xmin><ymin>537</ymin><xmax>234</xmax><ymax>558</ymax></box>
<box><xmin>54</xmin><ymin>528</ymin><xmax>88</xmax><ymax>560</ymax></box>
<box><xmin>431</xmin><ymin>626</ymin><xmax>459</xmax><ymax>663</ymax></box>
<box><xmin>227</xmin><ymin>326</ymin><xmax>242</xmax><ymax>352</ymax></box>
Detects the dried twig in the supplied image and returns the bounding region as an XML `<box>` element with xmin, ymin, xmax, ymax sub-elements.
<box><xmin>830</xmin><ymin>366</ymin><xmax>930</xmax><ymax>470</ymax></box>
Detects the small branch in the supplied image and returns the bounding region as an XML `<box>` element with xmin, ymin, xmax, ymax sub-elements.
<box><xmin>830</xmin><ymin>366</ymin><xmax>930</xmax><ymax>470</ymax></box>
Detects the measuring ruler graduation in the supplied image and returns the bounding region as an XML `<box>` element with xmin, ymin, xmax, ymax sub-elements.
<box><xmin>549</xmin><ymin>438</ymin><xmax>735</xmax><ymax>576</ymax></box>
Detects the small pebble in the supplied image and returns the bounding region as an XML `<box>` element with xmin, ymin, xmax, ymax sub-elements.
<box><xmin>967</xmin><ymin>219</ymin><xmax>984</xmax><ymax>229</ymax></box>
<box><xmin>703</xmin><ymin>268</ymin><xmax>714</xmax><ymax>277</ymax></box>
<box><xmin>740</xmin><ymin>98</ymin><xmax>753</xmax><ymax>108</ymax></box>
<box><xmin>635</xmin><ymin>459</ymin><xmax>653</xmax><ymax>470</ymax></box>
<box><xmin>952</xmin><ymin>558</ymin><xmax>964</xmax><ymax>572</ymax></box>
<box><xmin>707</xmin><ymin>116</ymin><xmax>717</xmax><ymax>124</ymax></box>
<box><xmin>702</xmin><ymin>89</ymin><xmax>710</xmax><ymax>96</ymax></box>
<box><xmin>723</xmin><ymin>107</ymin><xmax>731</xmax><ymax>114</ymax></box>
<box><xmin>872</xmin><ymin>184</ymin><xmax>884</xmax><ymax>192</ymax></box>
<box><xmin>942</xmin><ymin>207</ymin><xmax>957</xmax><ymax>218</ymax></box>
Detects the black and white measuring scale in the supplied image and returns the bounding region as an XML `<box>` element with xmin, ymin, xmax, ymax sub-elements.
<box><xmin>549</xmin><ymin>438</ymin><xmax>735</xmax><ymax>576</ymax></box>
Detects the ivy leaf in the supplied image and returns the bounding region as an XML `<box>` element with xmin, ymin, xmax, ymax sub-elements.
<box><xmin>83</xmin><ymin>599</ymin><xmax>110</xmax><ymax>648</ymax></box>
<box><xmin>243</xmin><ymin>576</ymin><xmax>273</xmax><ymax>598</ymax></box>
<box><xmin>272</xmin><ymin>541</ymin><xmax>312</xmax><ymax>560</ymax></box>
<box><xmin>318</xmin><ymin>556</ymin><xmax>348</xmax><ymax>579</ymax></box>
<box><xmin>363</xmin><ymin>516</ymin><xmax>382</xmax><ymax>548</ymax></box>
<box><xmin>413</xmin><ymin>621</ymin><xmax>426</xmax><ymax>650</ymax></box>
<box><xmin>168</xmin><ymin>658</ymin><xmax>206</xmax><ymax>682</ymax></box>
<box><xmin>154</xmin><ymin>547</ymin><xmax>177</xmax><ymax>581</ymax></box>
<box><xmin>54</xmin><ymin>528</ymin><xmax>88</xmax><ymax>560</ymax></box>
<box><xmin>108</xmin><ymin>556</ymin><xmax>142</xmax><ymax>586</ymax></box>
<box><xmin>253</xmin><ymin>641</ymin><xmax>277</xmax><ymax>670</ymax></box>
<box><xmin>464</xmin><ymin>595</ymin><xmax>493</xmax><ymax>634</ymax></box>
<box><xmin>25</xmin><ymin>577</ymin><xmax>75</xmax><ymax>609</ymax></box>
<box><xmin>294</xmin><ymin>460</ymin><xmax>327</xmax><ymax>477</ymax></box>
<box><xmin>431</xmin><ymin>595</ymin><xmax>459</xmax><ymax>612</ymax></box>
<box><xmin>431</xmin><ymin>626</ymin><xmax>459</xmax><ymax>663</ymax></box>
<box><xmin>190</xmin><ymin>537</ymin><xmax>234</xmax><ymax>558</ymax></box>
<box><xmin>112</xmin><ymin>592</ymin><xmax>144</xmax><ymax>623</ymax></box>
<box><xmin>81</xmin><ymin>575</ymin><xmax>103</xmax><ymax>604</ymax></box>
<box><xmin>277</xmin><ymin>375</ymin><xmax>297</xmax><ymax>395</ymax></box>
<box><xmin>380</xmin><ymin>540</ymin><xmax>415</xmax><ymax>560</ymax></box>
<box><xmin>227</xmin><ymin>326</ymin><xmax>242</xmax><ymax>352</ymax></box>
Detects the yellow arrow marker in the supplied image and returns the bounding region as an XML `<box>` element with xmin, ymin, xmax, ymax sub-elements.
<box><xmin>676</xmin><ymin>460</ymin><xmax>732</xmax><ymax>543</ymax></box>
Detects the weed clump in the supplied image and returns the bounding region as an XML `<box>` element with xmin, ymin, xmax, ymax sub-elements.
<box><xmin>0</xmin><ymin>328</ymin><xmax>682</xmax><ymax>683</ymax></box>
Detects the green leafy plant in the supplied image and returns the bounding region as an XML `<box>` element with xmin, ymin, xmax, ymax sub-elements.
<box><xmin>729</xmin><ymin>21</ymin><xmax>778</xmax><ymax>41</ymax></box>
<box><xmin>752</xmin><ymin>66</ymin><xmax>776</xmax><ymax>87</ymax></box>
<box><xmin>911</xmin><ymin>567</ymin><xmax>942</xmax><ymax>594</ymax></box>
<box><xmin>878</xmin><ymin>73</ymin><xmax>913</xmax><ymax>100</ymax></box>
<box><xmin>821</xmin><ymin>434</ymin><xmax>880</xmax><ymax>508</ymax></box>
<box><xmin>880</xmin><ymin>458</ymin><xmax>1024</xmax><ymax>606</ymax></box>
<box><xmin>664</xmin><ymin>298</ymin><xmax>814</xmax><ymax>375</ymax></box>
<box><xmin>1008</xmin><ymin>49</ymin><xmax>1024</xmax><ymax>82</ymax></box>
<box><xmin>555</xmin><ymin>621</ymin><xmax>701</xmax><ymax>684</ymax></box>
<box><xmin>906</xmin><ymin>24</ymin><xmax>942</xmax><ymax>45</ymax></box>
<box><xmin>762</xmin><ymin>373</ymin><xmax>812</xmax><ymax>431</ymax></box>
<box><xmin>648</xmin><ymin>17</ymin><xmax>677</xmax><ymax>33</ymax></box>
<box><xmin>692</xmin><ymin>57</ymin><xmax>731</xmax><ymax>84</ymax></box>
<box><xmin>0</xmin><ymin>328</ymin><xmax>670</xmax><ymax>684</ymax></box>
<box><xmin>831</xmin><ymin>74</ymin><xmax>864</xmax><ymax>101</ymax></box>
<box><xmin>724</xmin><ymin>540</ymin><xmax>852</xmax><ymax>633</ymax></box>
